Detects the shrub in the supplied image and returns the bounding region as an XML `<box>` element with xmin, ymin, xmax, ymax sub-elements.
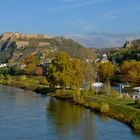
<box><xmin>19</xmin><ymin>75</ymin><xmax>27</xmax><ymax>81</ymax></box>
<box><xmin>39</xmin><ymin>77</ymin><xmax>48</xmax><ymax>85</ymax></box>
<box><xmin>78</xmin><ymin>96</ymin><xmax>85</xmax><ymax>104</ymax></box>
<box><xmin>110</xmin><ymin>89</ymin><xmax>119</xmax><ymax>97</ymax></box>
<box><xmin>34</xmin><ymin>67</ymin><xmax>43</xmax><ymax>76</ymax></box>
<box><xmin>33</xmin><ymin>79</ymin><xmax>40</xmax><ymax>84</ymax></box>
<box><xmin>6</xmin><ymin>75</ymin><xmax>13</xmax><ymax>85</ymax></box>
<box><xmin>100</xmin><ymin>103</ymin><xmax>110</xmax><ymax>113</ymax></box>
<box><xmin>89</xmin><ymin>102</ymin><xmax>100</xmax><ymax>110</ymax></box>
<box><xmin>25</xmin><ymin>78</ymin><xmax>34</xmax><ymax>83</ymax></box>
<box><xmin>132</xmin><ymin>116</ymin><xmax>140</xmax><ymax>130</ymax></box>
<box><xmin>135</xmin><ymin>99</ymin><xmax>140</xmax><ymax>105</ymax></box>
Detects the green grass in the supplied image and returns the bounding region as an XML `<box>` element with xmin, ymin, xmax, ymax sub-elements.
<box><xmin>84</xmin><ymin>94</ymin><xmax>140</xmax><ymax>130</ymax></box>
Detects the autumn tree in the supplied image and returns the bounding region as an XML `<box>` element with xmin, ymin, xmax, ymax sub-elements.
<box><xmin>24</xmin><ymin>64</ymin><xmax>36</xmax><ymax>75</ymax></box>
<box><xmin>83</xmin><ymin>62</ymin><xmax>96</xmax><ymax>87</ymax></box>
<box><xmin>23</xmin><ymin>54</ymin><xmax>39</xmax><ymax>65</ymax></box>
<box><xmin>120</xmin><ymin>61</ymin><xmax>140</xmax><ymax>83</ymax></box>
<box><xmin>23</xmin><ymin>54</ymin><xmax>39</xmax><ymax>75</ymax></box>
<box><xmin>96</xmin><ymin>62</ymin><xmax>115</xmax><ymax>81</ymax></box>
<box><xmin>70</xmin><ymin>59</ymin><xmax>84</xmax><ymax>88</ymax></box>
<box><xmin>34</xmin><ymin>67</ymin><xmax>43</xmax><ymax>76</ymax></box>
<box><xmin>80</xmin><ymin>48</ymin><xmax>96</xmax><ymax>87</ymax></box>
<box><xmin>96</xmin><ymin>62</ymin><xmax>115</xmax><ymax>95</ymax></box>
<box><xmin>46</xmin><ymin>52</ymin><xmax>83</xmax><ymax>88</ymax></box>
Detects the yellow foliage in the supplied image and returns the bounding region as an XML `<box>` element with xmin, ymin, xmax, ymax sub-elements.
<box><xmin>121</xmin><ymin>61</ymin><xmax>140</xmax><ymax>83</ymax></box>
<box><xmin>96</xmin><ymin>62</ymin><xmax>115</xmax><ymax>80</ymax></box>
<box><xmin>100</xmin><ymin>103</ymin><xmax>110</xmax><ymax>113</ymax></box>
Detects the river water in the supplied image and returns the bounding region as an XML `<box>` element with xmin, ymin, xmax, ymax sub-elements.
<box><xmin>0</xmin><ymin>85</ymin><xmax>140</xmax><ymax>140</ymax></box>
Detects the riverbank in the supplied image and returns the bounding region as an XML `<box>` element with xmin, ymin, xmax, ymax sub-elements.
<box><xmin>1</xmin><ymin>86</ymin><xmax>140</xmax><ymax>140</ymax></box>
<box><xmin>0</xmin><ymin>75</ymin><xmax>54</xmax><ymax>94</ymax></box>
<box><xmin>53</xmin><ymin>89</ymin><xmax>140</xmax><ymax>131</ymax></box>
<box><xmin>1</xmin><ymin>76</ymin><xmax>140</xmax><ymax>131</ymax></box>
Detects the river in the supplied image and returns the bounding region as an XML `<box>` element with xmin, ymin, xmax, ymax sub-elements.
<box><xmin>0</xmin><ymin>85</ymin><xmax>140</xmax><ymax>140</ymax></box>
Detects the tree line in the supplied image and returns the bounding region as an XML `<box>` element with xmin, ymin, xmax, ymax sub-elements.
<box><xmin>1</xmin><ymin>51</ymin><xmax>140</xmax><ymax>88</ymax></box>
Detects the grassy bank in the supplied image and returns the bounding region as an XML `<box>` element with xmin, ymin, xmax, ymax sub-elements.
<box><xmin>0</xmin><ymin>75</ymin><xmax>54</xmax><ymax>94</ymax></box>
<box><xmin>53</xmin><ymin>89</ymin><xmax>140</xmax><ymax>131</ymax></box>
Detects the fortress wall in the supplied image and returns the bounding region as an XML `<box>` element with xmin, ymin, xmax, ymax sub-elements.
<box><xmin>16</xmin><ymin>41</ymin><xmax>29</xmax><ymax>48</ymax></box>
<box><xmin>2</xmin><ymin>32</ymin><xmax>53</xmax><ymax>40</ymax></box>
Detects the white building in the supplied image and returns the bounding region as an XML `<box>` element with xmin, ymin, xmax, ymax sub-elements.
<box><xmin>101</xmin><ymin>53</ymin><xmax>109</xmax><ymax>63</ymax></box>
<box><xmin>0</xmin><ymin>63</ymin><xmax>7</xmax><ymax>68</ymax></box>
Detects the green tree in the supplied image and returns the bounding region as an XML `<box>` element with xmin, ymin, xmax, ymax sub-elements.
<box><xmin>0</xmin><ymin>66</ymin><xmax>20</xmax><ymax>76</ymax></box>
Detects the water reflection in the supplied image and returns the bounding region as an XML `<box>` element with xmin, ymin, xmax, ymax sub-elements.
<box><xmin>46</xmin><ymin>98</ymin><xmax>96</xmax><ymax>140</ymax></box>
<box><xmin>0</xmin><ymin>85</ymin><xmax>140</xmax><ymax>140</ymax></box>
<box><xmin>46</xmin><ymin>98</ymin><xmax>140</xmax><ymax>140</ymax></box>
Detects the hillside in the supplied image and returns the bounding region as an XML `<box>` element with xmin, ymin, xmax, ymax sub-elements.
<box><xmin>108</xmin><ymin>39</ymin><xmax>140</xmax><ymax>64</ymax></box>
<box><xmin>0</xmin><ymin>32</ymin><xmax>95</xmax><ymax>63</ymax></box>
<box><xmin>123</xmin><ymin>39</ymin><xmax>140</xmax><ymax>48</ymax></box>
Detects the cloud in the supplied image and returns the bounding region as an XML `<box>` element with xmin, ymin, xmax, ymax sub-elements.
<box><xmin>61</xmin><ymin>0</ymin><xmax>80</xmax><ymax>3</ymax></box>
<box><xmin>48</xmin><ymin>0</ymin><xmax>110</xmax><ymax>12</ymax></box>
<box><xmin>65</xmin><ymin>19</ymin><xmax>96</xmax><ymax>32</ymax></box>
<box><xmin>101</xmin><ymin>12</ymin><xmax>118</xmax><ymax>21</ymax></box>
<box><xmin>67</xmin><ymin>32</ymin><xmax>140</xmax><ymax>48</ymax></box>
<box><xmin>61</xmin><ymin>0</ymin><xmax>106</xmax><ymax>3</ymax></box>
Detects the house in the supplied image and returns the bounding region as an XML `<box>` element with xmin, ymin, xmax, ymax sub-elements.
<box><xmin>95</xmin><ymin>53</ymin><xmax>109</xmax><ymax>63</ymax></box>
<box><xmin>101</xmin><ymin>53</ymin><xmax>109</xmax><ymax>63</ymax></box>
<box><xmin>0</xmin><ymin>63</ymin><xmax>7</xmax><ymax>68</ymax></box>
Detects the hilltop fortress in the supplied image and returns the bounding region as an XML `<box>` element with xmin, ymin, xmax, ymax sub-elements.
<box><xmin>2</xmin><ymin>32</ymin><xmax>53</xmax><ymax>40</ymax></box>
<box><xmin>0</xmin><ymin>32</ymin><xmax>53</xmax><ymax>49</ymax></box>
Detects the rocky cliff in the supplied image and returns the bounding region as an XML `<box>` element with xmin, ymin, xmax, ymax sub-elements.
<box><xmin>123</xmin><ymin>39</ymin><xmax>140</xmax><ymax>48</ymax></box>
<box><xmin>108</xmin><ymin>38</ymin><xmax>140</xmax><ymax>64</ymax></box>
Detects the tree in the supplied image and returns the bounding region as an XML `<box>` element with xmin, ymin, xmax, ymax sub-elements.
<box><xmin>23</xmin><ymin>54</ymin><xmax>39</xmax><ymax>75</ymax></box>
<box><xmin>96</xmin><ymin>62</ymin><xmax>115</xmax><ymax>81</ymax></box>
<box><xmin>0</xmin><ymin>66</ymin><xmax>20</xmax><ymax>76</ymax></box>
<box><xmin>120</xmin><ymin>61</ymin><xmax>140</xmax><ymax>83</ymax></box>
<box><xmin>34</xmin><ymin>67</ymin><xmax>43</xmax><ymax>76</ymax></box>
<box><xmin>83</xmin><ymin>62</ymin><xmax>96</xmax><ymax>88</ymax></box>
<box><xmin>96</xmin><ymin>62</ymin><xmax>115</xmax><ymax>95</ymax></box>
<box><xmin>24</xmin><ymin>64</ymin><xmax>36</xmax><ymax>75</ymax></box>
<box><xmin>80</xmin><ymin>48</ymin><xmax>96</xmax><ymax>60</ymax></box>
<box><xmin>47</xmin><ymin>52</ymin><xmax>83</xmax><ymax>88</ymax></box>
<box><xmin>23</xmin><ymin>54</ymin><xmax>39</xmax><ymax>65</ymax></box>
<box><xmin>70</xmin><ymin>59</ymin><xmax>83</xmax><ymax>88</ymax></box>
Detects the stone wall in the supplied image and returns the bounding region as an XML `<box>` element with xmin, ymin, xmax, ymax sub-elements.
<box><xmin>2</xmin><ymin>32</ymin><xmax>53</xmax><ymax>40</ymax></box>
<box><xmin>2</xmin><ymin>32</ymin><xmax>15</xmax><ymax>40</ymax></box>
<box><xmin>16</xmin><ymin>41</ymin><xmax>29</xmax><ymax>49</ymax></box>
<box><xmin>38</xmin><ymin>42</ymin><xmax>50</xmax><ymax>46</ymax></box>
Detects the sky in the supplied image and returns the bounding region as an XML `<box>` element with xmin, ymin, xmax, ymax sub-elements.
<box><xmin>0</xmin><ymin>0</ymin><xmax>140</xmax><ymax>47</ymax></box>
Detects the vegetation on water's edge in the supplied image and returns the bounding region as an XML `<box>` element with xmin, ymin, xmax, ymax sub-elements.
<box><xmin>0</xmin><ymin>75</ymin><xmax>54</xmax><ymax>94</ymax></box>
<box><xmin>1</xmin><ymin>51</ymin><xmax>140</xmax><ymax>131</ymax></box>
<box><xmin>53</xmin><ymin>89</ymin><xmax>140</xmax><ymax>131</ymax></box>
<box><xmin>1</xmin><ymin>74</ymin><xmax>140</xmax><ymax>131</ymax></box>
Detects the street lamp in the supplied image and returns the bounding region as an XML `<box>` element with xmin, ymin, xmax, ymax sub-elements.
<box><xmin>119</xmin><ymin>84</ymin><xmax>125</xmax><ymax>94</ymax></box>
